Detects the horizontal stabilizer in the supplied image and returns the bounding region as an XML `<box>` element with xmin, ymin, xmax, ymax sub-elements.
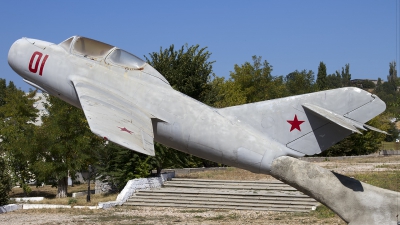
<box><xmin>302</xmin><ymin>103</ymin><xmax>388</xmax><ymax>135</ymax></box>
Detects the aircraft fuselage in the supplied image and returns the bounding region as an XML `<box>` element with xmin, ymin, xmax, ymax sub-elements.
<box><xmin>8</xmin><ymin>37</ymin><xmax>300</xmax><ymax>174</ymax></box>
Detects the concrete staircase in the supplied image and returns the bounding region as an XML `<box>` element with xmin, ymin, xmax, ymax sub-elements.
<box><xmin>124</xmin><ymin>178</ymin><xmax>319</xmax><ymax>212</ymax></box>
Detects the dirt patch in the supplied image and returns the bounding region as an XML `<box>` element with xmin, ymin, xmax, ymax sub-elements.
<box><xmin>0</xmin><ymin>207</ymin><xmax>346</xmax><ymax>225</ymax></box>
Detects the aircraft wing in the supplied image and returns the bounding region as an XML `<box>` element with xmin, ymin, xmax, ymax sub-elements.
<box><xmin>71</xmin><ymin>79</ymin><xmax>155</xmax><ymax>156</ymax></box>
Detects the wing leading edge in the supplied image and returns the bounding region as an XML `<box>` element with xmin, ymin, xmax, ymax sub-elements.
<box><xmin>71</xmin><ymin>79</ymin><xmax>155</xmax><ymax>156</ymax></box>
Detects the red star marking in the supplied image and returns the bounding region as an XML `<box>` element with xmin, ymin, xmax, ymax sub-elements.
<box><xmin>118</xmin><ymin>126</ymin><xmax>133</xmax><ymax>134</ymax></box>
<box><xmin>287</xmin><ymin>115</ymin><xmax>305</xmax><ymax>132</ymax></box>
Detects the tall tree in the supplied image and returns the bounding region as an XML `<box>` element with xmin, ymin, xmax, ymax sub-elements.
<box><xmin>0</xmin><ymin>157</ymin><xmax>12</xmax><ymax>205</ymax></box>
<box><xmin>212</xmin><ymin>77</ymin><xmax>247</xmax><ymax>108</ymax></box>
<box><xmin>0</xmin><ymin>80</ymin><xmax>38</xmax><ymax>196</ymax></box>
<box><xmin>326</xmin><ymin>72</ymin><xmax>342</xmax><ymax>89</ymax></box>
<box><xmin>146</xmin><ymin>44</ymin><xmax>215</xmax><ymax>103</ymax></box>
<box><xmin>228</xmin><ymin>56</ymin><xmax>288</xmax><ymax>103</ymax></box>
<box><xmin>285</xmin><ymin>69</ymin><xmax>316</xmax><ymax>95</ymax></box>
<box><xmin>341</xmin><ymin>64</ymin><xmax>351</xmax><ymax>87</ymax></box>
<box><xmin>32</xmin><ymin>95</ymin><xmax>102</xmax><ymax>198</ymax></box>
<box><xmin>387</xmin><ymin>61</ymin><xmax>398</xmax><ymax>92</ymax></box>
<box><xmin>145</xmin><ymin>44</ymin><xmax>217</xmax><ymax>172</ymax></box>
<box><xmin>375</xmin><ymin>78</ymin><xmax>383</xmax><ymax>93</ymax></box>
<box><xmin>316</xmin><ymin>61</ymin><xmax>327</xmax><ymax>90</ymax></box>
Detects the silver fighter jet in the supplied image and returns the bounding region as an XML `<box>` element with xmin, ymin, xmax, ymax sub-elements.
<box><xmin>8</xmin><ymin>36</ymin><xmax>387</xmax><ymax>174</ymax></box>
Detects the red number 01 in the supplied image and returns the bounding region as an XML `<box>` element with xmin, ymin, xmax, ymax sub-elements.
<box><xmin>29</xmin><ymin>51</ymin><xmax>49</xmax><ymax>76</ymax></box>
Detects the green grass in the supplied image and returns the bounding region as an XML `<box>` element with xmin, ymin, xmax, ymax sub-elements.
<box><xmin>352</xmin><ymin>171</ymin><xmax>400</xmax><ymax>192</ymax></box>
<box><xmin>207</xmin><ymin>215</ymin><xmax>225</xmax><ymax>220</ymax></box>
<box><xmin>375</xmin><ymin>164</ymin><xmax>399</xmax><ymax>169</ymax></box>
<box><xmin>310</xmin><ymin>205</ymin><xmax>336</xmax><ymax>219</ymax></box>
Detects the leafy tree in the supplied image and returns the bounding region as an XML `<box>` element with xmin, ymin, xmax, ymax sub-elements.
<box><xmin>387</xmin><ymin>61</ymin><xmax>397</xmax><ymax>87</ymax></box>
<box><xmin>226</xmin><ymin>56</ymin><xmax>288</xmax><ymax>104</ymax></box>
<box><xmin>316</xmin><ymin>61</ymin><xmax>328</xmax><ymax>90</ymax></box>
<box><xmin>360</xmin><ymin>80</ymin><xmax>375</xmax><ymax>89</ymax></box>
<box><xmin>145</xmin><ymin>44</ymin><xmax>217</xmax><ymax>172</ymax></box>
<box><xmin>375</xmin><ymin>63</ymin><xmax>400</xmax><ymax>117</ymax></box>
<box><xmin>211</xmin><ymin>77</ymin><xmax>247</xmax><ymax>108</ymax></box>
<box><xmin>0</xmin><ymin>157</ymin><xmax>12</xmax><ymax>205</ymax></box>
<box><xmin>32</xmin><ymin>95</ymin><xmax>102</xmax><ymax>198</ymax></box>
<box><xmin>384</xmin><ymin>122</ymin><xmax>399</xmax><ymax>142</ymax></box>
<box><xmin>96</xmin><ymin>143</ymin><xmax>151</xmax><ymax>190</ymax></box>
<box><xmin>326</xmin><ymin>72</ymin><xmax>342</xmax><ymax>89</ymax></box>
<box><xmin>145</xmin><ymin>44</ymin><xmax>215</xmax><ymax>103</ymax></box>
<box><xmin>0</xmin><ymin>80</ymin><xmax>38</xmax><ymax>196</ymax></box>
<box><xmin>0</xmin><ymin>79</ymin><xmax>6</xmax><ymax>107</ymax></box>
<box><xmin>285</xmin><ymin>69</ymin><xmax>316</xmax><ymax>95</ymax></box>
<box><xmin>340</xmin><ymin>64</ymin><xmax>351</xmax><ymax>87</ymax></box>
<box><xmin>229</xmin><ymin>56</ymin><xmax>273</xmax><ymax>102</ymax></box>
<box><xmin>375</xmin><ymin>78</ymin><xmax>383</xmax><ymax>93</ymax></box>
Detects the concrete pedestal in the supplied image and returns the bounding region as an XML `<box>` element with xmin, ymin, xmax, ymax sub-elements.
<box><xmin>270</xmin><ymin>156</ymin><xmax>400</xmax><ymax>225</ymax></box>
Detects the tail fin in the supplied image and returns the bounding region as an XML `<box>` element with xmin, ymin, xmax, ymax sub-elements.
<box><xmin>218</xmin><ymin>87</ymin><xmax>386</xmax><ymax>156</ymax></box>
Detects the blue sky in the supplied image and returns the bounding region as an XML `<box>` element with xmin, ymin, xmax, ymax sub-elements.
<box><xmin>1</xmin><ymin>1</ymin><xmax>399</xmax><ymax>91</ymax></box>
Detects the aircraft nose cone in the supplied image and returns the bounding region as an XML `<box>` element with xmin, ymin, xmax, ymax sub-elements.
<box><xmin>8</xmin><ymin>38</ymin><xmax>25</xmax><ymax>75</ymax></box>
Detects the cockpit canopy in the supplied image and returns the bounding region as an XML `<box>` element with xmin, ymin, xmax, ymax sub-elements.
<box><xmin>59</xmin><ymin>36</ymin><xmax>146</xmax><ymax>69</ymax></box>
<box><xmin>107</xmin><ymin>49</ymin><xmax>146</xmax><ymax>69</ymax></box>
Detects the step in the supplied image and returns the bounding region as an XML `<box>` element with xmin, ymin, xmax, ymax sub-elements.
<box><xmin>167</xmin><ymin>181</ymin><xmax>290</xmax><ymax>188</ymax></box>
<box><xmin>123</xmin><ymin>202</ymin><xmax>310</xmax><ymax>213</ymax></box>
<box><xmin>139</xmin><ymin>189</ymin><xmax>309</xmax><ymax>198</ymax></box>
<box><xmin>171</xmin><ymin>178</ymin><xmax>284</xmax><ymax>184</ymax></box>
<box><xmin>134</xmin><ymin>192</ymin><xmax>317</xmax><ymax>202</ymax></box>
<box><xmin>122</xmin><ymin>178</ymin><xmax>318</xmax><ymax>212</ymax></box>
<box><xmin>128</xmin><ymin>196</ymin><xmax>317</xmax><ymax>206</ymax></box>
<box><xmin>163</xmin><ymin>183</ymin><xmax>297</xmax><ymax>191</ymax></box>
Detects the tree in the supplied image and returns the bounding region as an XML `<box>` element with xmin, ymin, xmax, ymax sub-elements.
<box><xmin>375</xmin><ymin>78</ymin><xmax>383</xmax><ymax>93</ymax></box>
<box><xmin>387</xmin><ymin>61</ymin><xmax>397</xmax><ymax>82</ymax></box>
<box><xmin>326</xmin><ymin>72</ymin><xmax>342</xmax><ymax>89</ymax></box>
<box><xmin>285</xmin><ymin>69</ymin><xmax>316</xmax><ymax>95</ymax></box>
<box><xmin>374</xmin><ymin>62</ymin><xmax>400</xmax><ymax>117</ymax></box>
<box><xmin>360</xmin><ymin>80</ymin><xmax>375</xmax><ymax>89</ymax></box>
<box><xmin>227</xmin><ymin>56</ymin><xmax>288</xmax><ymax>104</ymax></box>
<box><xmin>0</xmin><ymin>80</ymin><xmax>38</xmax><ymax>196</ymax></box>
<box><xmin>0</xmin><ymin>157</ymin><xmax>12</xmax><ymax>205</ymax></box>
<box><xmin>146</xmin><ymin>44</ymin><xmax>216</xmax><ymax>172</ymax></box>
<box><xmin>229</xmin><ymin>56</ymin><xmax>273</xmax><ymax>102</ymax></box>
<box><xmin>211</xmin><ymin>77</ymin><xmax>247</xmax><ymax>108</ymax></box>
<box><xmin>341</xmin><ymin>64</ymin><xmax>351</xmax><ymax>87</ymax></box>
<box><xmin>96</xmin><ymin>143</ymin><xmax>151</xmax><ymax>190</ymax></box>
<box><xmin>145</xmin><ymin>44</ymin><xmax>215</xmax><ymax>103</ymax></box>
<box><xmin>384</xmin><ymin>122</ymin><xmax>399</xmax><ymax>142</ymax></box>
<box><xmin>316</xmin><ymin>61</ymin><xmax>327</xmax><ymax>90</ymax></box>
<box><xmin>32</xmin><ymin>95</ymin><xmax>102</xmax><ymax>198</ymax></box>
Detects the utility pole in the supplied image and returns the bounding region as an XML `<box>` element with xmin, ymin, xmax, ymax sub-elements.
<box><xmin>86</xmin><ymin>165</ymin><xmax>91</xmax><ymax>202</ymax></box>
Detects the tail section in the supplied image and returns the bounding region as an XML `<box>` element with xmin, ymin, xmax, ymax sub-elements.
<box><xmin>218</xmin><ymin>87</ymin><xmax>386</xmax><ymax>156</ymax></box>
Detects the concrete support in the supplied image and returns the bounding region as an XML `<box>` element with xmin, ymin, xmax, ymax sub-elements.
<box><xmin>270</xmin><ymin>156</ymin><xmax>400</xmax><ymax>225</ymax></box>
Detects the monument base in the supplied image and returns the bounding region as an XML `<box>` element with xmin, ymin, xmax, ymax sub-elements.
<box><xmin>270</xmin><ymin>156</ymin><xmax>400</xmax><ymax>225</ymax></box>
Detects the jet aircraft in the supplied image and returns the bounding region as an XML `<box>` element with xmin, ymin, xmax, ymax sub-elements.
<box><xmin>8</xmin><ymin>36</ymin><xmax>387</xmax><ymax>174</ymax></box>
